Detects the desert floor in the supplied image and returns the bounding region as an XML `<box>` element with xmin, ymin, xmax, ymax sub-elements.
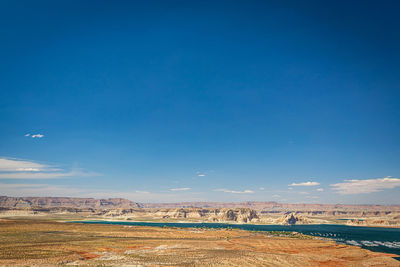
<box><xmin>0</xmin><ymin>218</ymin><xmax>399</xmax><ymax>266</ymax></box>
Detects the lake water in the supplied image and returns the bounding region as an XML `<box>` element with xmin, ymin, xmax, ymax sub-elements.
<box><xmin>70</xmin><ymin>221</ymin><xmax>400</xmax><ymax>260</ymax></box>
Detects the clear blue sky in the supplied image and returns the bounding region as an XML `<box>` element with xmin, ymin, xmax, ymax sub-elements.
<box><xmin>1</xmin><ymin>0</ymin><xmax>399</xmax><ymax>204</ymax></box>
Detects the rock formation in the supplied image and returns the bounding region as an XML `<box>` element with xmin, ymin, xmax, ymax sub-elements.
<box><xmin>100</xmin><ymin>207</ymin><xmax>259</xmax><ymax>223</ymax></box>
<box><xmin>274</xmin><ymin>213</ymin><xmax>311</xmax><ymax>225</ymax></box>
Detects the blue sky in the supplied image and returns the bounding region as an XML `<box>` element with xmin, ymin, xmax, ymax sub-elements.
<box><xmin>0</xmin><ymin>0</ymin><xmax>399</xmax><ymax>204</ymax></box>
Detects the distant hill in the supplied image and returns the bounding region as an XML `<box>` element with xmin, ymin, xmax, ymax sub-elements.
<box><xmin>141</xmin><ymin>201</ymin><xmax>400</xmax><ymax>212</ymax></box>
<box><xmin>0</xmin><ymin>196</ymin><xmax>140</xmax><ymax>209</ymax></box>
<box><xmin>1</xmin><ymin>196</ymin><xmax>400</xmax><ymax>214</ymax></box>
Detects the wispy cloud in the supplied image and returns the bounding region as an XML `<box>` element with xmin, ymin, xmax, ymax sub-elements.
<box><xmin>331</xmin><ymin>177</ymin><xmax>400</xmax><ymax>195</ymax></box>
<box><xmin>0</xmin><ymin>158</ymin><xmax>54</xmax><ymax>172</ymax></box>
<box><xmin>196</xmin><ymin>171</ymin><xmax>207</xmax><ymax>177</ymax></box>
<box><xmin>0</xmin><ymin>158</ymin><xmax>98</xmax><ymax>179</ymax></box>
<box><xmin>25</xmin><ymin>133</ymin><xmax>44</xmax><ymax>138</ymax></box>
<box><xmin>214</xmin><ymin>188</ymin><xmax>254</xmax><ymax>194</ymax></box>
<box><xmin>170</xmin><ymin>187</ymin><xmax>191</xmax><ymax>191</ymax></box>
<box><xmin>135</xmin><ymin>190</ymin><xmax>150</xmax><ymax>194</ymax></box>
<box><xmin>0</xmin><ymin>169</ymin><xmax>99</xmax><ymax>179</ymax></box>
<box><xmin>290</xmin><ymin>181</ymin><xmax>320</xmax><ymax>186</ymax></box>
<box><xmin>316</xmin><ymin>188</ymin><xmax>324</xmax><ymax>192</ymax></box>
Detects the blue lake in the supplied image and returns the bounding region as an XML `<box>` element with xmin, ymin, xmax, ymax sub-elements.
<box><xmin>70</xmin><ymin>221</ymin><xmax>400</xmax><ymax>260</ymax></box>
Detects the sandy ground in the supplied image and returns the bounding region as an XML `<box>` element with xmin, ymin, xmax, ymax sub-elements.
<box><xmin>0</xmin><ymin>218</ymin><xmax>399</xmax><ymax>266</ymax></box>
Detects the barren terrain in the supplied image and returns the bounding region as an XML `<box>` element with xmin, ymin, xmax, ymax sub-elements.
<box><xmin>0</xmin><ymin>218</ymin><xmax>399</xmax><ymax>266</ymax></box>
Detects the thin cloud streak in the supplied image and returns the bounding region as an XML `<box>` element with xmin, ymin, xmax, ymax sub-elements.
<box><xmin>25</xmin><ymin>134</ymin><xmax>44</xmax><ymax>138</ymax></box>
<box><xmin>290</xmin><ymin>181</ymin><xmax>320</xmax><ymax>186</ymax></box>
<box><xmin>214</xmin><ymin>189</ymin><xmax>254</xmax><ymax>194</ymax></box>
<box><xmin>135</xmin><ymin>190</ymin><xmax>150</xmax><ymax>194</ymax></box>
<box><xmin>331</xmin><ymin>177</ymin><xmax>400</xmax><ymax>195</ymax></box>
<box><xmin>0</xmin><ymin>169</ymin><xmax>99</xmax><ymax>179</ymax></box>
<box><xmin>170</xmin><ymin>187</ymin><xmax>191</xmax><ymax>191</ymax></box>
<box><xmin>0</xmin><ymin>158</ymin><xmax>52</xmax><ymax>172</ymax></box>
<box><xmin>0</xmin><ymin>158</ymin><xmax>99</xmax><ymax>179</ymax></box>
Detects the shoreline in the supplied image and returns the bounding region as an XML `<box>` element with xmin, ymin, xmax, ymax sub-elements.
<box><xmin>69</xmin><ymin>218</ymin><xmax>400</xmax><ymax>229</ymax></box>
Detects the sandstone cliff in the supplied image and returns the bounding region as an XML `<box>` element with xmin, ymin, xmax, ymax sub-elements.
<box><xmin>273</xmin><ymin>213</ymin><xmax>312</xmax><ymax>225</ymax></box>
<box><xmin>101</xmin><ymin>208</ymin><xmax>259</xmax><ymax>223</ymax></box>
<box><xmin>346</xmin><ymin>218</ymin><xmax>400</xmax><ymax>227</ymax></box>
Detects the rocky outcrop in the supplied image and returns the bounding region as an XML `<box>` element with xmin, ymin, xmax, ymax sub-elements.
<box><xmin>100</xmin><ymin>208</ymin><xmax>259</xmax><ymax>223</ymax></box>
<box><xmin>274</xmin><ymin>213</ymin><xmax>311</xmax><ymax>225</ymax></box>
<box><xmin>207</xmin><ymin>208</ymin><xmax>259</xmax><ymax>223</ymax></box>
<box><xmin>346</xmin><ymin>218</ymin><xmax>400</xmax><ymax>227</ymax></box>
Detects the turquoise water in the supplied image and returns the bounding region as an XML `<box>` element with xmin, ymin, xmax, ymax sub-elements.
<box><xmin>70</xmin><ymin>221</ymin><xmax>400</xmax><ymax>260</ymax></box>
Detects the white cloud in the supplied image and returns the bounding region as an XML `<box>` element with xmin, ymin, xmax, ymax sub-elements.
<box><xmin>25</xmin><ymin>134</ymin><xmax>44</xmax><ymax>138</ymax></box>
<box><xmin>16</xmin><ymin>168</ymin><xmax>41</xmax><ymax>172</ymax></box>
<box><xmin>196</xmin><ymin>171</ymin><xmax>207</xmax><ymax>177</ymax></box>
<box><xmin>331</xmin><ymin>177</ymin><xmax>400</xmax><ymax>195</ymax></box>
<box><xmin>259</xmin><ymin>187</ymin><xmax>265</xmax><ymax>190</ymax></box>
<box><xmin>290</xmin><ymin>181</ymin><xmax>320</xmax><ymax>186</ymax></box>
<box><xmin>135</xmin><ymin>190</ymin><xmax>150</xmax><ymax>194</ymax></box>
<box><xmin>299</xmin><ymin>191</ymin><xmax>309</xmax><ymax>195</ymax></box>
<box><xmin>214</xmin><ymin>189</ymin><xmax>254</xmax><ymax>194</ymax></box>
<box><xmin>170</xmin><ymin>187</ymin><xmax>191</xmax><ymax>191</ymax></box>
<box><xmin>316</xmin><ymin>188</ymin><xmax>324</xmax><ymax>192</ymax></box>
<box><xmin>0</xmin><ymin>169</ymin><xmax>98</xmax><ymax>179</ymax></box>
<box><xmin>0</xmin><ymin>158</ymin><xmax>98</xmax><ymax>179</ymax></box>
<box><xmin>0</xmin><ymin>158</ymin><xmax>53</xmax><ymax>172</ymax></box>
